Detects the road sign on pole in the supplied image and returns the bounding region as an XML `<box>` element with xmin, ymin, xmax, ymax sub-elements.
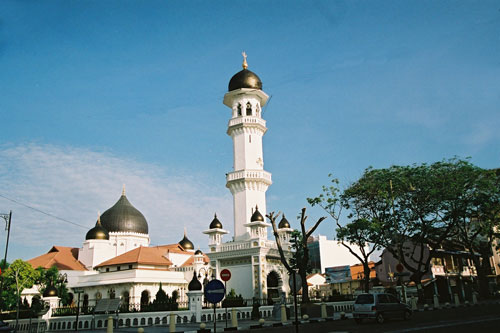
<box><xmin>204</xmin><ymin>279</ymin><xmax>226</xmax><ymax>304</ymax></box>
<box><xmin>220</xmin><ymin>269</ymin><xmax>231</xmax><ymax>282</ymax></box>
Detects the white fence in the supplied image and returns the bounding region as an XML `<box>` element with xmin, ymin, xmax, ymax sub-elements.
<box><xmin>5</xmin><ymin>300</ymin><xmax>354</xmax><ymax>332</ymax></box>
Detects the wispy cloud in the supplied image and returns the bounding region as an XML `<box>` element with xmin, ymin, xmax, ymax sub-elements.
<box><xmin>0</xmin><ymin>143</ymin><xmax>233</xmax><ymax>260</ymax></box>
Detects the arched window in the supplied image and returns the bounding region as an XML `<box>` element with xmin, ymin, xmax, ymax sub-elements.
<box><xmin>141</xmin><ymin>290</ymin><xmax>150</xmax><ymax>306</ymax></box>
<box><xmin>246</xmin><ymin>102</ymin><xmax>252</xmax><ymax>116</ymax></box>
<box><xmin>109</xmin><ymin>288</ymin><xmax>115</xmax><ymax>299</ymax></box>
<box><xmin>256</xmin><ymin>105</ymin><xmax>261</xmax><ymax>117</ymax></box>
<box><xmin>237</xmin><ymin>103</ymin><xmax>242</xmax><ymax>116</ymax></box>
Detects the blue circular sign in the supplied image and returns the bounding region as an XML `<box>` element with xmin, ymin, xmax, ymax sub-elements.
<box><xmin>204</xmin><ymin>279</ymin><xmax>226</xmax><ymax>304</ymax></box>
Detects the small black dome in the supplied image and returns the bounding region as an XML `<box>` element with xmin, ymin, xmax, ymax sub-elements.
<box><xmin>188</xmin><ymin>271</ymin><xmax>202</xmax><ymax>291</ymax></box>
<box><xmin>251</xmin><ymin>206</ymin><xmax>264</xmax><ymax>222</ymax></box>
<box><xmin>179</xmin><ymin>231</ymin><xmax>194</xmax><ymax>250</ymax></box>
<box><xmin>278</xmin><ymin>215</ymin><xmax>291</xmax><ymax>229</ymax></box>
<box><xmin>100</xmin><ymin>191</ymin><xmax>148</xmax><ymax>234</ymax></box>
<box><xmin>228</xmin><ymin>69</ymin><xmax>262</xmax><ymax>92</ymax></box>
<box><xmin>43</xmin><ymin>285</ymin><xmax>58</xmax><ymax>298</ymax></box>
<box><xmin>209</xmin><ymin>214</ymin><xmax>223</xmax><ymax>229</ymax></box>
<box><xmin>195</xmin><ymin>249</ymin><xmax>203</xmax><ymax>255</ymax></box>
<box><xmin>86</xmin><ymin>218</ymin><xmax>110</xmax><ymax>240</ymax></box>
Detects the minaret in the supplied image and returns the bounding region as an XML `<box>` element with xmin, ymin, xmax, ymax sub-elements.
<box><xmin>224</xmin><ymin>53</ymin><xmax>272</xmax><ymax>241</ymax></box>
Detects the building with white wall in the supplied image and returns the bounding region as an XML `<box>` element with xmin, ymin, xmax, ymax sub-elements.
<box><xmin>307</xmin><ymin>235</ymin><xmax>370</xmax><ymax>273</ymax></box>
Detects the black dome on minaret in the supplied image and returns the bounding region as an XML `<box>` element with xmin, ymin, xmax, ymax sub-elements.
<box><xmin>86</xmin><ymin>215</ymin><xmax>110</xmax><ymax>240</ymax></box>
<box><xmin>188</xmin><ymin>271</ymin><xmax>202</xmax><ymax>291</ymax></box>
<box><xmin>209</xmin><ymin>213</ymin><xmax>223</xmax><ymax>229</ymax></box>
<box><xmin>228</xmin><ymin>53</ymin><xmax>262</xmax><ymax>92</ymax></box>
<box><xmin>179</xmin><ymin>229</ymin><xmax>194</xmax><ymax>250</ymax></box>
<box><xmin>250</xmin><ymin>206</ymin><xmax>265</xmax><ymax>222</ymax></box>
<box><xmin>99</xmin><ymin>187</ymin><xmax>149</xmax><ymax>234</ymax></box>
<box><xmin>278</xmin><ymin>215</ymin><xmax>291</xmax><ymax>229</ymax></box>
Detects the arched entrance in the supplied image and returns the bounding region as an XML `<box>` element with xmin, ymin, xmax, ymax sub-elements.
<box><xmin>266</xmin><ymin>271</ymin><xmax>282</xmax><ymax>302</ymax></box>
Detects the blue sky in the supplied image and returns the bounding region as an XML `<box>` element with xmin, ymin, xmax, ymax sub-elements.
<box><xmin>0</xmin><ymin>0</ymin><xmax>499</xmax><ymax>260</ymax></box>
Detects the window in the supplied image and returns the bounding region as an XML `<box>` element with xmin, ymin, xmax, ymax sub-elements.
<box><xmin>106</xmin><ymin>268</ymin><xmax>110</xmax><ymax>272</ymax></box>
<box><xmin>237</xmin><ymin>104</ymin><xmax>242</xmax><ymax>116</ymax></box>
<box><xmin>129</xmin><ymin>264</ymin><xmax>133</xmax><ymax>269</ymax></box>
<box><xmin>117</xmin><ymin>266</ymin><xmax>121</xmax><ymax>271</ymax></box>
<box><xmin>246</xmin><ymin>102</ymin><xmax>252</xmax><ymax>116</ymax></box>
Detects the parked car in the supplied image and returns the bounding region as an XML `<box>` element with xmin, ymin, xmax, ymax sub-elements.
<box><xmin>353</xmin><ymin>293</ymin><xmax>412</xmax><ymax>324</ymax></box>
<box><xmin>0</xmin><ymin>320</ymin><xmax>14</xmax><ymax>333</ymax></box>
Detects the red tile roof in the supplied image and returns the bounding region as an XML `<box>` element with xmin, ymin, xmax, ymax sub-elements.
<box><xmin>96</xmin><ymin>246</ymin><xmax>174</xmax><ymax>267</ymax></box>
<box><xmin>28</xmin><ymin>246</ymin><xmax>87</xmax><ymax>271</ymax></box>
<box><xmin>350</xmin><ymin>262</ymin><xmax>376</xmax><ymax>280</ymax></box>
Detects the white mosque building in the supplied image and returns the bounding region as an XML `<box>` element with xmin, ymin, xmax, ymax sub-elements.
<box><xmin>26</xmin><ymin>55</ymin><xmax>293</xmax><ymax>307</ymax></box>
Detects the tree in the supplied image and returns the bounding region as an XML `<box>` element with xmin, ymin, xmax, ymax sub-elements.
<box><xmin>307</xmin><ymin>175</ymin><xmax>383</xmax><ymax>293</ymax></box>
<box><xmin>444</xmin><ymin>165</ymin><xmax>500</xmax><ymax>298</ymax></box>
<box><xmin>3</xmin><ymin>259</ymin><xmax>39</xmax><ymax>327</ymax></box>
<box><xmin>268</xmin><ymin>208</ymin><xmax>326</xmax><ymax>304</ymax></box>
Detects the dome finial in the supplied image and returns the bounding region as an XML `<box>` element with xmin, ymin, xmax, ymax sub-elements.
<box><xmin>242</xmin><ymin>51</ymin><xmax>248</xmax><ymax>69</ymax></box>
<box><xmin>122</xmin><ymin>184</ymin><xmax>126</xmax><ymax>196</ymax></box>
<box><xmin>184</xmin><ymin>227</ymin><xmax>187</xmax><ymax>237</ymax></box>
<box><xmin>97</xmin><ymin>211</ymin><xmax>101</xmax><ymax>225</ymax></box>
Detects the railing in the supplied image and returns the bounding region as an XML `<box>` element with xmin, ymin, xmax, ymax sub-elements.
<box><xmin>228</xmin><ymin>116</ymin><xmax>266</xmax><ymax>128</ymax></box>
<box><xmin>120</xmin><ymin>301</ymin><xmax>189</xmax><ymax>313</ymax></box>
<box><xmin>226</xmin><ymin>169</ymin><xmax>272</xmax><ymax>183</ymax></box>
<box><xmin>52</xmin><ymin>305</ymin><xmax>95</xmax><ymax>317</ymax></box>
<box><xmin>218</xmin><ymin>242</ymin><xmax>251</xmax><ymax>252</ymax></box>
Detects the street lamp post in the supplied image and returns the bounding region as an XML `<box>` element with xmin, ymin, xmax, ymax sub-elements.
<box><xmin>73</xmin><ymin>287</ymin><xmax>84</xmax><ymax>331</ymax></box>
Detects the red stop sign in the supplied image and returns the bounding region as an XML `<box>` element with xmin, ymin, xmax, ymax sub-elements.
<box><xmin>220</xmin><ymin>269</ymin><xmax>231</xmax><ymax>281</ymax></box>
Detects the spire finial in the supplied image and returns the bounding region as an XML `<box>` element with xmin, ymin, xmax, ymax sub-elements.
<box><xmin>184</xmin><ymin>227</ymin><xmax>187</xmax><ymax>237</ymax></box>
<box><xmin>242</xmin><ymin>51</ymin><xmax>248</xmax><ymax>69</ymax></box>
<box><xmin>214</xmin><ymin>213</ymin><xmax>217</xmax><ymax>218</ymax></box>
<box><xmin>122</xmin><ymin>184</ymin><xmax>126</xmax><ymax>196</ymax></box>
<box><xmin>97</xmin><ymin>211</ymin><xmax>101</xmax><ymax>225</ymax></box>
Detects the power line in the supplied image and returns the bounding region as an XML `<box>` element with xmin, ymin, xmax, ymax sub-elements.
<box><xmin>0</xmin><ymin>193</ymin><xmax>88</xmax><ymax>230</ymax></box>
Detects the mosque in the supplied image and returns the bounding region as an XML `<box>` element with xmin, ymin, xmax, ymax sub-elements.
<box><xmin>27</xmin><ymin>55</ymin><xmax>293</xmax><ymax>306</ymax></box>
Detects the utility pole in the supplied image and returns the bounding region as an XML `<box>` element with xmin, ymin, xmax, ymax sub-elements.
<box><xmin>1</xmin><ymin>211</ymin><xmax>13</xmax><ymax>267</ymax></box>
<box><xmin>0</xmin><ymin>211</ymin><xmax>12</xmax><ymax>310</ymax></box>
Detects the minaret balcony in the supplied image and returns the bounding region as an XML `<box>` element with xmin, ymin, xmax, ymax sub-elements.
<box><xmin>227</xmin><ymin>116</ymin><xmax>267</xmax><ymax>135</ymax></box>
<box><xmin>226</xmin><ymin>169</ymin><xmax>272</xmax><ymax>185</ymax></box>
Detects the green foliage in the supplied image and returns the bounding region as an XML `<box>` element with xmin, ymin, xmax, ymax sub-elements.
<box><xmin>222</xmin><ymin>288</ymin><xmax>246</xmax><ymax>307</ymax></box>
<box><xmin>289</xmin><ymin>230</ymin><xmax>312</xmax><ymax>273</ymax></box>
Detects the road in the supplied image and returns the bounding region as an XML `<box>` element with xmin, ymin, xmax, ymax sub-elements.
<box><xmin>237</xmin><ymin>303</ymin><xmax>500</xmax><ymax>333</ymax></box>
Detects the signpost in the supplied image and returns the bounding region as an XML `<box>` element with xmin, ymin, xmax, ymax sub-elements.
<box><xmin>220</xmin><ymin>269</ymin><xmax>231</xmax><ymax>328</ymax></box>
<box><xmin>289</xmin><ymin>272</ymin><xmax>302</xmax><ymax>333</ymax></box>
<box><xmin>204</xmin><ymin>279</ymin><xmax>226</xmax><ymax>333</ymax></box>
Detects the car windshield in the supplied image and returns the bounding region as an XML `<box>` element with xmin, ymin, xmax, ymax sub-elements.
<box><xmin>355</xmin><ymin>294</ymin><xmax>374</xmax><ymax>304</ymax></box>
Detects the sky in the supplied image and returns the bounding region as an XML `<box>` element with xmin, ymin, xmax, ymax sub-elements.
<box><xmin>0</xmin><ymin>0</ymin><xmax>499</xmax><ymax>261</ymax></box>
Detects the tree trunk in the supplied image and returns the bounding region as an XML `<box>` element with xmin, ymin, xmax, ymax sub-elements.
<box><xmin>410</xmin><ymin>272</ymin><xmax>425</xmax><ymax>303</ymax></box>
<box><xmin>471</xmin><ymin>255</ymin><xmax>490</xmax><ymax>299</ymax></box>
<box><xmin>299</xmin><ymin>269</ymin><xmax>309</xmax><ymax>304</ymax></box>
<box><xmin>363</xmin><ymin>263</ymin><xmax>371</xmax><ymax>293</ymax></box>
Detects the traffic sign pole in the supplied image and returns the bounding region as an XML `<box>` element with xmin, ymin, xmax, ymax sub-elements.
<box><xmin>225</xmin><ymin>281</ymin><xmax>228</xmax><ymax>328</ymax></box>
<box><xmin>220</xmin><ymin>269</ymin><xmax>231</xmax><ymax>329</ymax></box>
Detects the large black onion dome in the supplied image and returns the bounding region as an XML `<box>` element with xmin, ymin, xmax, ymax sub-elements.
<box><xmin>228</xmin><ymin>69</ymin><xmax>262</xmax><ymax>92</ymax></box>
<box><xmin>100</xmin><ymin>190</ymin><xmax>149</xmax><ymax>234</ymax></box>
<box><xmin>188</xmin><ymin>271</ymin><xmax>202</xmax><ymax>291</ymax></box>
<box><xmin>209</xmin><ymin>213</ymin><xmax>223</xmax><ymax>229</ymax></box>
<box><xmin>86</xmin><ymin>218</ymin><xmax>110</xmax><ymax>240</ymax></box>
<box><xmin>179</xmin><ymin>230</ymin><xmax>194</xmax><ymax>250</ymax></box>
<box><xmin>43</xmin><ymin>285</ymin><xmax>58</xmax><ymax>298</ymax></box>
<box><xmin>250</xmin><ymin>206</ymin><xmax>264</xmax><ymax>222</ymax></box>
<box><xmin>278</xmin><ymin>215</ymin><xmax>291</xmax><ymax>229</ymax></box>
